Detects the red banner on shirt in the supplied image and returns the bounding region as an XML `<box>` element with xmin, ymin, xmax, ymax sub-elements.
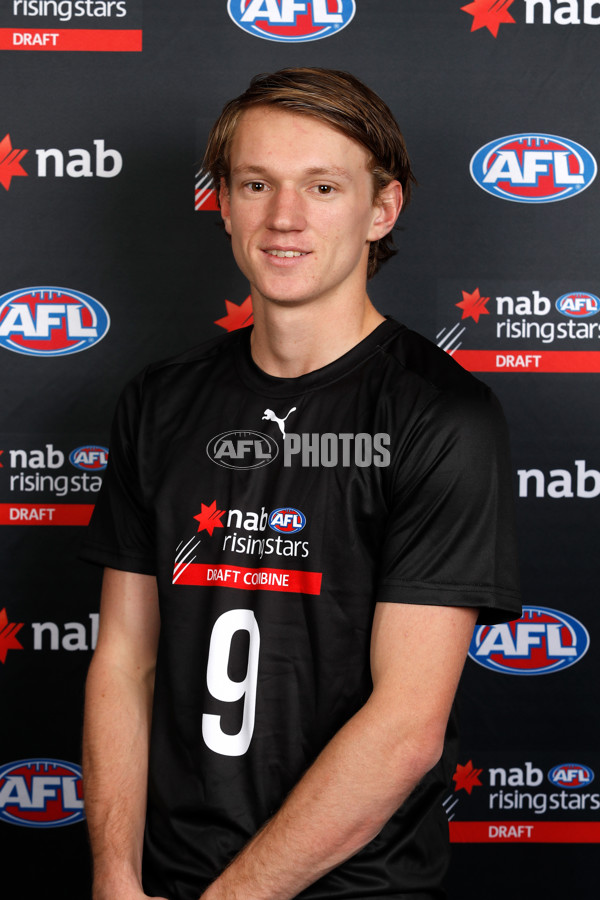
<box><xmin>173</xmin><ymin>563</ymin><xmax>322</xmax><ymax>595</ymax></box>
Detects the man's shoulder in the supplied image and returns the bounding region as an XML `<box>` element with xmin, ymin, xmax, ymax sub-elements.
<box><xmin>113</xmin><ymin>327</ymin><xmax>249</xmax><ymax>417</ymax></box>
<box><xmin>380</xmin><ymin>319</ymin><xmax>492</xmax><ymax>404</ymax></box>
<box><xmin>144</xmin><ymin>326</ymin><xmax>248</xmax><ymax>379</ymax></box>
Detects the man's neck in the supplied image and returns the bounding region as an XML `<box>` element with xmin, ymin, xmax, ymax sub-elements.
<box><xmin>249</xmin><ymin>294</ymin><xmax>385</xmax><ymax>379</ymax></box>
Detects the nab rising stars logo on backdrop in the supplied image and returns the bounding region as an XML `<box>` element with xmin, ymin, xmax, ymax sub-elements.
<box><xmin>468</xmin><ymin>605</ymin><xmax>590</xmax><ymax>675</ymax></box>
<box><xmin>227</xmin><ymin>0</ymin><xmax>355</xmax><ymax>42</ymax></box>
<box><xmin>0</xmin><ymin>287</ymin><xmax>110</xmax><ymax>357</ymax></box>
<box><xmin>470</xmin><ymin>134</ymin><xmax>597</xmax><ymax>203</ymax></box>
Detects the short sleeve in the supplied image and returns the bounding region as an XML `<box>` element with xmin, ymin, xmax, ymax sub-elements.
<box><xmin>79</xmin><ymin>372</ymin><xmax>156</xmax><ymax>574</ymax></box>
<box><xmin>376</xmin><ymin>386</ymin><xmax>521</xmax><ymax>623</ymax></box>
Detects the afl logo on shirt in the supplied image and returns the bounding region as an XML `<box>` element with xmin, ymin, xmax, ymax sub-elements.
<box><xmin>207</xmin><ymin>430</ymin><xmax>279</xmax><ymax>469</ymax></box>
<box><xmin>269</xmin><ymin>507</ymin><xmax>306</xmax><ymax>533</ymax></box>
<box><xmin>227</xmin><ymin>0</ymin><xmax>355</xmax><ymax>43</ymax></box>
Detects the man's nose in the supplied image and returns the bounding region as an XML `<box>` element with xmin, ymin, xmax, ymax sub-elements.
<box><xmin>265</xmin><ymin>186</ymin><xmax>307</xmax><ymax>231</ymax></box>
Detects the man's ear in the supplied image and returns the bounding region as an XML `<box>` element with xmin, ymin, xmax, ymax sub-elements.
<box><xmin>368</xmin><ymin>180</ymin><xmax>403</xmax><ymax>242</ymax></box>
<box><xmin>219</xmin><ymin>178</ymin><xmax>232</xmax><ymax>235</ymax></box>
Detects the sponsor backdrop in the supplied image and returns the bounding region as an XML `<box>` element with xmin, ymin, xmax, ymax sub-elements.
<box><xmin>1</xmin><ymin>1</ymin><xmax>598</xmax><ymax>896</ymax></box>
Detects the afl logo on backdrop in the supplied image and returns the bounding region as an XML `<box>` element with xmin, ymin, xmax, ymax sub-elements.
<box><xmin>0</xmin><ymin>287</ymin><xmax>110</xmax><ymax>357</ymax></box>
<box><xmin>227</xmin><ymin>0</ymin><xmax>355</xmax><ymax>42</ymax></box>
<box><xmin>0</xmin><ymin>758</ymin><xmax>85</xmax><ymax>828</ymax></box>
<box><xmin>468</xmin><ymin>606</ymin><xmax>590</xmax><ymax>675</ymax></box>
<box><xmin>69</xmin><ymin>446</ymin><xmax>109</xmax><ymax>471</ymax></box>
<box><xmin>548</xmin><ymin>763</ymin><xmax>594</xmax><ymax>790</ymax></box>
<box><xmin>555</xmin><ymin>292</ymin><xmax>600</xmax><ymax>319</ymax></box>
<box><xmin>470</xmin><ymin>134</ymin><xmax>597</xmax><ymax>202</ymax></box>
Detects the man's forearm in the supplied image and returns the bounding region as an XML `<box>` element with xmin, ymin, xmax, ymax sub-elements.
<box><xmin>200</xmin><ymin>602</ymin><xmax>478</xmax><ymax>900</ymax></box>
<box><xmin>200</xmin><ymin>692</ymin><xmax>440</xmax><ymax>900</ymax></box>
<box><xmin>83</xmin><ymin>652</ymin><xmax>155</xmax><ymax>898</ymax></box>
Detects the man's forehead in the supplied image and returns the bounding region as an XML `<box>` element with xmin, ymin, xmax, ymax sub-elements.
<box><xmin>228</xmin><ymin>106</ymin><xmax>370</xmax><ymax>171</ymax></box>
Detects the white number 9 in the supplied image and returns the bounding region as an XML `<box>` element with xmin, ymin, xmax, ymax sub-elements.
<box><xmin>202</xmin><ymin>609</ymin><xmax>261</xmax><ymax>757</ymax></box>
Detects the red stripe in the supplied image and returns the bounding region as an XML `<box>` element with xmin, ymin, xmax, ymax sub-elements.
<box><xmin>450</xmin><ymin>821</ymin><xmax>600</xmax><ymax>843</ymax></box>
<box><xmin>453</xmin><ymin>349</ymin><xmax>600</xmax><ymax>372</ymax></box>
<box><xmin>195</xmin><ymin>189</ymin><xmax>220</xmax><ymax>211</ymax></box>
<box><xmin>174</xmin><ymin>563</ymin><xmax>322</xmax><ymax>595</ymax></box>
<box><xmin>0</xmin><ymin>503</ymin><xmax>94</xmax><ymax>526</ymax></box>
<box><xmin>0</xmin><ymin>29</ymin><xmax>142</xmax><ymax>52</ymax></box>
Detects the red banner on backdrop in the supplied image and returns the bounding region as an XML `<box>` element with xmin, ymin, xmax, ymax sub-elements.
<box><xmin>0</xmin><ymin>29</ymin><xmax>142</xmax><ymax>52</ymax></box>
<box><xmin>450</xmin><ymin>821</ymin><xmax>600</xmax><ymax>843</ymax></box>
<box><xmin>174</xmin><ymin>562</ymin><xmax>322</xmax><ymax>595</ymax></box>
<box><xmin>453</xmin><ymin>350</ymin><xmax>600</xmax><ymax>373</ymax></box>
<box><xmin>0</xmin><ymin>504</ymin><xmax>94</xmax><ymax>526</ymax></box>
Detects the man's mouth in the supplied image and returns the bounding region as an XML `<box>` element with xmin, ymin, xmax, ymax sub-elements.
<box><xmin>264</xmin><ymin>249</ymin><xmax>308</xmax><ymax>258</ymax></box>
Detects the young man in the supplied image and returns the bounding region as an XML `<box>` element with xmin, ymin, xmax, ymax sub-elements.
<box><xmin>82</xmin><ymin>68</ymin><xmax>520</xmax><ymax>900</ymax></box>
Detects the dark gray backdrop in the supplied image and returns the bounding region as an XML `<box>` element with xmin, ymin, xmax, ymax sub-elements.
<box><xmin>1</xmin><ymin>2</ymin><xmax>598</xmax><ymax>897</ymax></box>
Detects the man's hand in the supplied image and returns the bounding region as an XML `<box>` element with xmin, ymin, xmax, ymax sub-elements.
<box><xmin>93</xmin><ymin>883</ymin><xmax>168</xmax><ymax>900</ymax></box>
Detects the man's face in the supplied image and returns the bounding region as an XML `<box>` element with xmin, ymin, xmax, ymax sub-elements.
<box><xmin>220</xmin><ymin>106</ymin><xmax>396</xmax><ymax>309</ymax></box>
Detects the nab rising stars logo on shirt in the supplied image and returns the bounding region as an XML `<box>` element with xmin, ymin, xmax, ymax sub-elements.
<box><xmin>470</xmin><ymin>134</ymin><xmax>597</xmax><ymax>203</ymax></box>
<box><xmin>227</xmin><ymin>0</ymin><xmax>355</xmax><ymax>42</ymax></box>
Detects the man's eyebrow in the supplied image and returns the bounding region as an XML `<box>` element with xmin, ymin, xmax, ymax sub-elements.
<box><xmin>230</xmin><ymin>164</ymin><xmax>353</xmax><ymax>181</ymax></box>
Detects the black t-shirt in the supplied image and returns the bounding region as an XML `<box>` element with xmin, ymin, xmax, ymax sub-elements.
<box><xmin>81</xmin><ymin>318</ymin><xmax>520</xmax><ymax>900</ymax></box>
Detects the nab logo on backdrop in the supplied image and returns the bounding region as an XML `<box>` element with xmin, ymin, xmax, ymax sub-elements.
<box><xmin>0</xmin><ymin>759</ymin><xmax>85</xmax><ymax>827</ymax></box>
<box><xmin>462</xmin><ymin>1</ymin><xmax>600</xmax><ymax>37</ymax></box>
<box><xmin>0</xmin><ymin>287</ymin><xmax>110</xmax><ymax>357</ymax></box>
<box><xmin>470</xmin><ymin>134</ymin><xmax>597</xmax><ymax>203</ymax></box>
<box><xmin>227</xmin><ymin>0</ymin><xmax>355</xmax><ymax>42</ymax></box>
<box><xmin>468</xmin><ymin>605</ymin><xmax>590</xmax><ymax>675</ymax></box>
<box><xmin>0</xmin><ymin>134</ymin><xmax>123</xmax><ymax>190</ymax></box>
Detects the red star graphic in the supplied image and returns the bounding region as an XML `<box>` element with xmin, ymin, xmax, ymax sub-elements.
<box><xmin>0</xmin><ymin>134</ymin><xmax>28</xmax><ymax>191</ymax></box>
<box><xmin>453</xmin><ymin>760</ymin><xmax>483</xmax><ymax>794</ymax></box>
<box><xmin>461</xmin><ymin>0</ymin><xmax>516</xmax><ymax>37</ymax></box>
<box><xmin>0</xmin><ymin>608</ymin><xmax>24</xmax><ymax>664</ymax></box>
<box><xmin>456</xmin><ymin>287</ymin><xmax>491</xmax><ymax>323</ymax></box>
<box><xmin>215</xmin><ymin>295</ymin><xmax>254</xmax><ymax>332</ymax></box>
<box><xmin>194</xmin><ymin>500</ymin><xmax>226</xmax><ymax>536</ymax></box>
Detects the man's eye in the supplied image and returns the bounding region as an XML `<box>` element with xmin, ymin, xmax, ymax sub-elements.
<box><xmin>248</xmin><ymin>182</ymin><xmax>265</xmax><ymax>192</ymax></box>
<box><xmin>316</xmin><ymin>185</ymin><xmax>333</xmax><ymax>194</ymax></box>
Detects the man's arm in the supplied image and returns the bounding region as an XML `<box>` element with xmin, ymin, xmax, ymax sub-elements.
<box><xmin>201</xmin><ymin>601</ymin><xmax>478</xmax><ymax>900</ymax></box>
<box><xmin>83</xmin><ymin>567</ymin><xmax>166</xmax><ymax>900</ymax></box>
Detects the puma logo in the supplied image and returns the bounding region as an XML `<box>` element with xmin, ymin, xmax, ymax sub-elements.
<box><xmin>262</xmin><ymin>406</ymin><xmax>297</xmax><ymax>438</ymax></box>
